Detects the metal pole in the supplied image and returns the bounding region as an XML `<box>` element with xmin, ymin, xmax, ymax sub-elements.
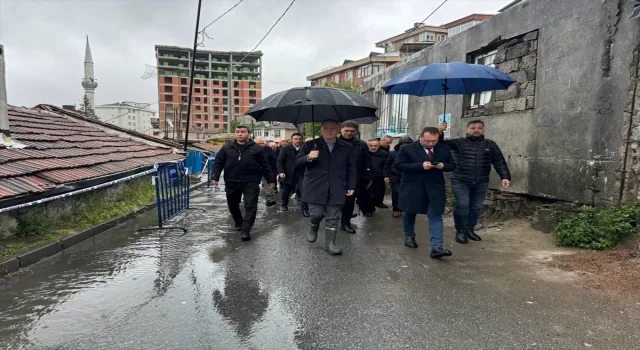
<box><xmin>183</xmin><ymin>0</ymin><xmax>203</xmax><ymax>151</ymax></box>
<box><xmin>227</xmin><ymin>63</ymin><xmax>233</xmax><ymax>133</ymax></box>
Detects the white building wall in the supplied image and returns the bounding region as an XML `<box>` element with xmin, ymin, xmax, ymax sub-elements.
<box><xmin>94</xmin><ymin>102</ymin><xmax>157</xmax><ymax>136</ymax></box>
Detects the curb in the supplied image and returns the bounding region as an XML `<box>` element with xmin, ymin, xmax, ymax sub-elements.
<box><xmin>0</xmin><ymin>181</ymin><xmax>207</xmax><ymax>277</ymax></box>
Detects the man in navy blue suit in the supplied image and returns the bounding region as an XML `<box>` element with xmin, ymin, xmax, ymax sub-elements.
<box><xmin>395</xmin><ymin>126</ymin><xmax>456</xmax><ymax>258</ymax></box>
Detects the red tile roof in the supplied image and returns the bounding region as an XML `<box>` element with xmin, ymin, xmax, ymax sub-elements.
<box><xmin>0</xmin><ymin>105</ymin><xmax>184</xmax><ymax>200</ymax></box>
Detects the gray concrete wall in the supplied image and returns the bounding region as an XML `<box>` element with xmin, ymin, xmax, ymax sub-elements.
<box><xmin>360</xmin><ymin>0</ymin><xmax>640</xmax><ymax>206</ymax></box>
<box><xmin>0</xmin><ymin>175</ymin><xmax>153</xmax><ymax>237</ymax></box>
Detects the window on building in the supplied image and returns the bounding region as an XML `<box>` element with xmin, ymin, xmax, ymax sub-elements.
<box><xmin>470</xmin><ymin>50</ymin><xmax>497</xmax><ymax>107</ymax></box>
<box><xmin>181</xmin><ymin>87</ymin><xmax>187</xmax><ymax>93</ymax></box>
<box><xmin>234</xmin><ymin>81</ymin><xmax>239</xmax><ymax>88</ymax></box>
<box><xmin>249</xmin><ymin>91</ymin><xmax>257</xmax><ymax>97</ymax></box>
<box><xmin>195</xmin><ymin>88</ymin><xmax>201</xmax><ymax>93</ymax></box>
<box><xmin>357</xmin><ymin>66</ymin><xmax>371</xmax><ymax>78</ymax></box>
<box><xmin>213</xmin><ymin>80</ymin><xmax>219</xmax><ymax>86</ymax></box>
<box><xmin>419</xmin><ymin>31</ymin><xmax>435</xmax><ymax>42</ymax></box>
<box><xmin>222</xmin><ymin>90</ymin><xmax>228</xmax><ymax>96</ymax></box>
<box><xmin>213</xmin><ymin>89</ymin><xmax>220</xmax><ymax>94</ymax></box>
<box><xmin>319</xmin><ymin>78</ymin><xmax>327</xmax><ymax>85</ymax></box>
<box><xmin>181</xmin><ymin>78</ymin><xmax>187</xmax><ymax>85</ymax></box>
<box><xmin>165</xmin><ymin>95</ymin><xmax>173</xmax><ymax>102</ymax></box>
<box><xmin>203</xmin><ymin>97</ymin><xmax>208</xmax><ymax>104</ymax></box>
<box><xmin>437</xmin><ymin>34</ymin><xmax>446</xmax><ymax>42</ymax></box>
<box><xmin>204</xmin><ymin>106</ymin><xmax>208</xmax><ymax>113</ymax></box>
<box><xmin>204</xmin><ymin>115</ymin><xmax>209</xmax><ymax>121</ymax></box>
<box><xmin>332</xmin><ymin>74</ymin><xmax>339</xmax><ymax>83</ymax></box>
<box><xmin>203</xmin><ymin>88</ymin><xmax>208</xmax><ymax>95</ymax></box>
<box><xmin>234</xmin><ymin>107</ymin><xmax>240</xmax><ymax>113</ymax></box>
<box><xmin>403</xmin><ymin>37</ymin><xmax>414</xmax><ymax>43</ymax></box>
<box><xmin>249</xmin><ymin>99</ymin><xmax>256</xmax><ymax>105</ymax></box>
<box><xmin>195</xmin><ymin>97</ymin><xmax>201</xmax><ymax>102</ymax></box>
<box><xmin>223</xmin><ymin>99</ymin><xmax>228</xmax><ymax>105</ymax></box>
<box><xmin>164</xmin><ymin>77</ymin><xmax>172</xmax><ymax>83</ymax></box>
<box><xmin>345</xmin><ymin>70</ymin><xmax>353</xmax><ymax>81</ymax></box>
<box><xmin>196</xmin><ymin>122</ymin><xmax>202</xmax><ymax>127</ymax></box>
<box><xmin>214</xmin><ymin>115</ymin><xmax>220</xmax><ymax>120</ymax></box>
<box><xmin>194</xmin><ymin>79</ymin><xmax>201</xmax><ymax>84</ymax></box>
<box><xmin>215</xmin><ymin>123</ymin><xmax>220</xmax><ymax>128</ymax></box>
<box><xmin>273</xmin><ymin>130</ymin><xmax>281</xmax><ymax>138</ymax></box>
<box><xmin>234</xmin><ymin>98</ymin><xmax>239</xmax><ymax>105</ymax></box>
<box><xmin>234</xmin><ymin>90</ymin><xmax>239</xmax><ymax>97</ymax></box>
<box><xmin>205</xmin><ymin>123</ymin><xmax>209</xmax><ymax>129</ymax></box>
<box><xmin>378</xmin><ymin>93</ymin><xmax>409</xmax><ymax>137</ymax></box>
<box><xmin>195</xmin><ymin>105</ymin><xmax>201</xmax><ymax>111</ymax></box>
<box><xmin>222</xmin><ymin>81</ymin><xmax>228</xmax><ymax>88</ymax></box>
<box><xmin>164</xmin><ymin>86</ymin><xmax>173</xmax><ymax>92</ymax></box>
<box><xmin>196</xmin><ymin>114</ymin><xmax>201</xmax><ymax>119</ymax></box>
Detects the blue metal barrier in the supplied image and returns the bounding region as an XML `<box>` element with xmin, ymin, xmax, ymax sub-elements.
<box><xmin>137</xmin><ymin>160</ymin><xmax>190</xmax><ymax>233</ymax></box>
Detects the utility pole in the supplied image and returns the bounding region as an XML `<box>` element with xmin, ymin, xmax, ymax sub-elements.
<box><xmin>226</xmin><ymin>60</ymin><xmax>234</xmax><ymax>133</ymax></box>
<box><xmin>183</xmin><ymin>0</ymin><xmax>203</xmax><ymax>151</ymax></box>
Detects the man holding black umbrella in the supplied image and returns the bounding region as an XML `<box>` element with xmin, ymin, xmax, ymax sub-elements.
<box><xmin>297</xmin><ymin>120</ymin><xmax>357</xmax><ymax>255</ymax></box>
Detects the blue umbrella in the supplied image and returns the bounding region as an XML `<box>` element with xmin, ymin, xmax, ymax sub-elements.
<box><xmin>382</xmin><ymin>61</ymin><xmax>516</xmax><ymax>117</ymax></box>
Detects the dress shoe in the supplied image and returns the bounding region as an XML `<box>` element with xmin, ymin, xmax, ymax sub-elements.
<box><xmin>280</xmin><ymin>205</ymin><xmax>288</xmax><ymax>211</ymax></box>
<box><xmin>404</xmin><ymin>237</ymin><xmax>418</xmax><ymax>248</ymax></box>
<box><xmin>341</xmin><ymin>225</ymin><xmax>356</xmax><ymax>234</ymax></box>
<box><xmin>376</xmin><ymin>203</ymin><xmax>389</xmax><ymax>209</ymax></box>
<box><xmin>307</xmin><ymin>223</ymin><xmax>319</xmax><ymax>243</ymax></box>
<box><xmin>455</xmin><ymin>230</ymin><xmax>468</xmax><ymax>244</ymax></box>
<box><xmin>430</xmin><ymin>247</ymin><xmax>452</xmax><ymax>258</ymax></box>
<box><xmin>324</xmin><ymin>228</ymin><xmax>342</xmax><ymax>255</ymax></box>
<box><xmin>465</xmin><ymin>229</ymin><xmax>482</xmax><ymax>241</ymax></box>
<box><xmin>266</xmin><ymin>200</ymin><xmax>277</xmax><ymax>207</ymax></box>
<box><xmin>302</xmin><ymin>210</ymin><xmax>310</xmax><ymax>217</ymax></box>
<box><xmin>392</xmin><ymin>211</ymin><xmax>400</xmax><ymax>218</ymax></box>
<box><xmin>240</xmin><ymin>231</ymin><xmax>251</xmax><ymax>241</ymax></box>
<box><xmin>234</xmin><ymin>224</ymin><xmax>242</xmax><ymax>231</ymax></box>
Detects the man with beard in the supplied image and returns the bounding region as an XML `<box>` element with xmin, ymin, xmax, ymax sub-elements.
<box><xmin>438</xmin><ymin>120</ymin><xmax>511</xmax><ymax>244</ymax></box>
<box><xmin>339</xmin><ymin>120</ymin><xmax>373</xmax><ymax>234</ymax></box>
<box><xmin>211</xmin><ymin>125</ymin><xmax>276</xmax><ymax>241</ymax></box>
<box><xmin>277</xmin><ymin>133</ymin><xmax>306</xmax><ymax>212</ymax></box>
<box><xmin>297</xmin><ymin>120</ymin><xmax>356</xmax><ymax>255</ymax></box>
<box><xmin>367</xmin><ymin>138</ymin><xmax>389</xmax><ymax>209</ymax></box>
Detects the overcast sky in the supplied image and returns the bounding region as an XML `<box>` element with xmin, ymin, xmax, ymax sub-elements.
<box><xmin>0</xmin><ymin>0</ymin><xmax>509</xmax><ymax>111</ymax></box>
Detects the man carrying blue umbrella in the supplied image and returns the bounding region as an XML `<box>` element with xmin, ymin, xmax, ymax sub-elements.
<box><xmin>438</xmin><ymin>120</ymin><xmax>511</xmax><ymax>244</ymax></box>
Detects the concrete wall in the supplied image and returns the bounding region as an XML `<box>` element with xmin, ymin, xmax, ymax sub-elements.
<box><xmin>361</xmin><ymin>0</ymin><xmax>640</xmax><ymax>206</ymax></box>
<box><xmin>0</xmin><ymin>175</ymin><xmax>152</xmax><ymax>237</ymax></box>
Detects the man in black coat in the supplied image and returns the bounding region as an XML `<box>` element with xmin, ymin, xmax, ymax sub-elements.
<box><xmin>395</xmin><ymin>126</ymin><xmax>456</xmax><ymax>258</ymax></box>
<box><xmin>383</xmin><ymin>136</ymin><xmax>414</xmax><ymax>217</ymax></box>
<box><xmin>367</xmin><ymin>138</ymin><xmax>389</xmax><ymax>209</ymax></box>
<box><xmin>339</xmin><ymin>120</ymin><xmax>373</xmax><ymax>234</ymax></box>
<box><xmin>211</xmin><ymin>125</ymin><xmax>276</xmax><ymax>241</ymax></box>
<box><xmin>438</xmin><ymin>119</ymin><xmax>511</xmax><ymax>244</ymax></box>
<box><xmin>296</xmin><ymin>120</ymin><xmax>357</xmax><ymax>255</ymax></box>
<box><xmin>255</xmin><ymin>137</ymin><xmax>278</xmax><ymax>207</ymax></box>
<box><xmin>277</xmin><ymin>132</ymin><xmax>306</xmax><ymax>212</ymax></box>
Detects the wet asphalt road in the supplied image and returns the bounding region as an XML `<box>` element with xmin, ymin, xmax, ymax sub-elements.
<box><xmin>1</xmin><ymin>185</ymin><xmax>640</xmax><ymax>350</ymax></box>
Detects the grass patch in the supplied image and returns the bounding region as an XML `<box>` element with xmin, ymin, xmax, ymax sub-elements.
<box><xmin>553</xmin><ymin>203</ymin><xmax>640</xmax><ymax>250</ymax></box>
<box><xmin>1</xmin><ymin>179</ymin><xmax>155</xmax><ymax>260</ymax></box>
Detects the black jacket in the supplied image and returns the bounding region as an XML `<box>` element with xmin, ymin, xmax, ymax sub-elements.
<box><xmin>438</xmin><ymin>133</ymin><xmax>510</xmax><ymax>184</ymax></box>
<box><xmin>383</xmin><ymin>149</ymin><xmax>401</xmax><ymax>183</ymax></box>
<box><xmin>369</xmin><ymin>149</ymin><xmax>388</xmax><ymax>178</ymax></box>
<box><xmin>296</xmin><ymin>138</ymin><xmax>357</xmax><ymax>205</ymax></box>
<box><xmin>395</xmin><ymin>142</ymin><xmax>456</xmax><ymax>215</ymax></box>
<box><xmin>262</xmin><ymin>146</ymin><xmax>279</xmax><ymax>176</ymax></box>
<box><xmin>277</xmin><ymin>144</ymin><xmax>303</xmax><ymax>186</ymax></box>
<box><xmin>339</xmin><ymin>136</ymin><xmax>371</xmax><ymax>186</ymax></box>
<box><xmin>212</xmin><ymin>140</ymin><xmax>276</xmax><ymax>183</ymax></box>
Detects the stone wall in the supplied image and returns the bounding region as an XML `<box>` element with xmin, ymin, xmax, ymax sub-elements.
<box><xmin>360</xmin><ymin>0</ymin><xmax>640</xmax><ymax>206</ymax></box>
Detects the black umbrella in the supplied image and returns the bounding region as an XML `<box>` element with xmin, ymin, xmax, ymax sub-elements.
<box><xmin>246</xmin><ymin>86</ymin><xmax>378</xmax><ymax>134</ymax></box>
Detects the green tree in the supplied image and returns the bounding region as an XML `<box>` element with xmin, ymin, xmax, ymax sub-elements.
<box><xmin>77</xmin><ymin>94</ymin><xmax>95</xmax><ymax>118</ymax></box>
<box><xmin>303</xmin><ymin>80</ymin><xmax>361</xmax><ymax>137</ymax></box>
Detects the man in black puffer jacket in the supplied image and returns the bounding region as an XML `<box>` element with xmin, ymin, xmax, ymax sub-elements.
<box><xmin>212</xmin><ymin>125</ymin><xmax>276</xmax><ymax>241</ymax></box>
<box><xmin>438</xmin><ymin>119</ymin><xmax>511</xmax><ymax>244</ymax></box>
<box><xmin>339</xmin><ymin>120</ymin><xmax>373</xmax><ymax>234</ymax></box>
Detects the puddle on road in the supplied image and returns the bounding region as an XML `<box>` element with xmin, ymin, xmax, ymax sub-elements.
<box><xmin>0</xmin><ymin>188</ymin><xmax>301</xmax><ymax>349</ymax></box>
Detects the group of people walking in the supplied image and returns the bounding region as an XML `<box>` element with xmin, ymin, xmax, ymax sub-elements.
<box><xmin>211</xmin><ymin>118</ymin><xmax>510</xmax><ymax>259</ymax></box>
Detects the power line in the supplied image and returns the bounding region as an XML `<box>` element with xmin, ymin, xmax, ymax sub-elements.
<box><xmin>236</xmin><ymin>0</ymin><xmax>297</xmax><ymax>64</ymax></box>
<box><xmin>370</xmin><ymin>0</ymin><xmax>448</xmax><ymax>65</ymax></box>
<box><xmin>198</xmin><ymin>0</ymin><xmax>245</xmax><ymax>46</ymax></box>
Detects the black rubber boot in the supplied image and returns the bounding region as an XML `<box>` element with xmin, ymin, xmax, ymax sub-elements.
<box><xmin>240</xmin><ymin>231</ymin><xmax>251</xmax><ymax>241</ymax></box>
<box><xmin>455</xmin><ymin>230</ymin><xmax>468</xmax><ymax>244</ymax></box>
<box><xmin>324</xmin><ymin>228</ymin><xmax>342</xmax><ymax>255</ymax></box>
<box><xmin>307</xmin><ymin>223</ymin><xmax>319</xmax><ymax>243</ymax></box>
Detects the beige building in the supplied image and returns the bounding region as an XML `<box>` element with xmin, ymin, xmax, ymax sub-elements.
<box><xmin>253</xmin><ymin>122</ymin><xmax>298</xmax><ymax>142</ymax></box>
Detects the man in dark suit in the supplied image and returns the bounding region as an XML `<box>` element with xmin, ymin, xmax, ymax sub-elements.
<box><xmin>255</xmin><ymin>137</ymin><xmax>278</xmax><ymax>207</ymax></box>
<box><xmin>395</xmin><ymin>126</ymin><xmax>456</xmax><ymax>258</ymax></box>
<box><xmin>296</xmin><ymin>120</ymin><xmax>357</xmax><ymax>255</ymax></box>
<box><xmin>277</xmin><ymin>132</ymin><xmax>305</xmax><ymax>212</ymax></box>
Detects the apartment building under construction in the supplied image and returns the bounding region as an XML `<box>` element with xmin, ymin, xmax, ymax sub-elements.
<box><xmin>155</xmin><ymin>45</ymin><xmax>262</xmax><ymax>139</ymax></box>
